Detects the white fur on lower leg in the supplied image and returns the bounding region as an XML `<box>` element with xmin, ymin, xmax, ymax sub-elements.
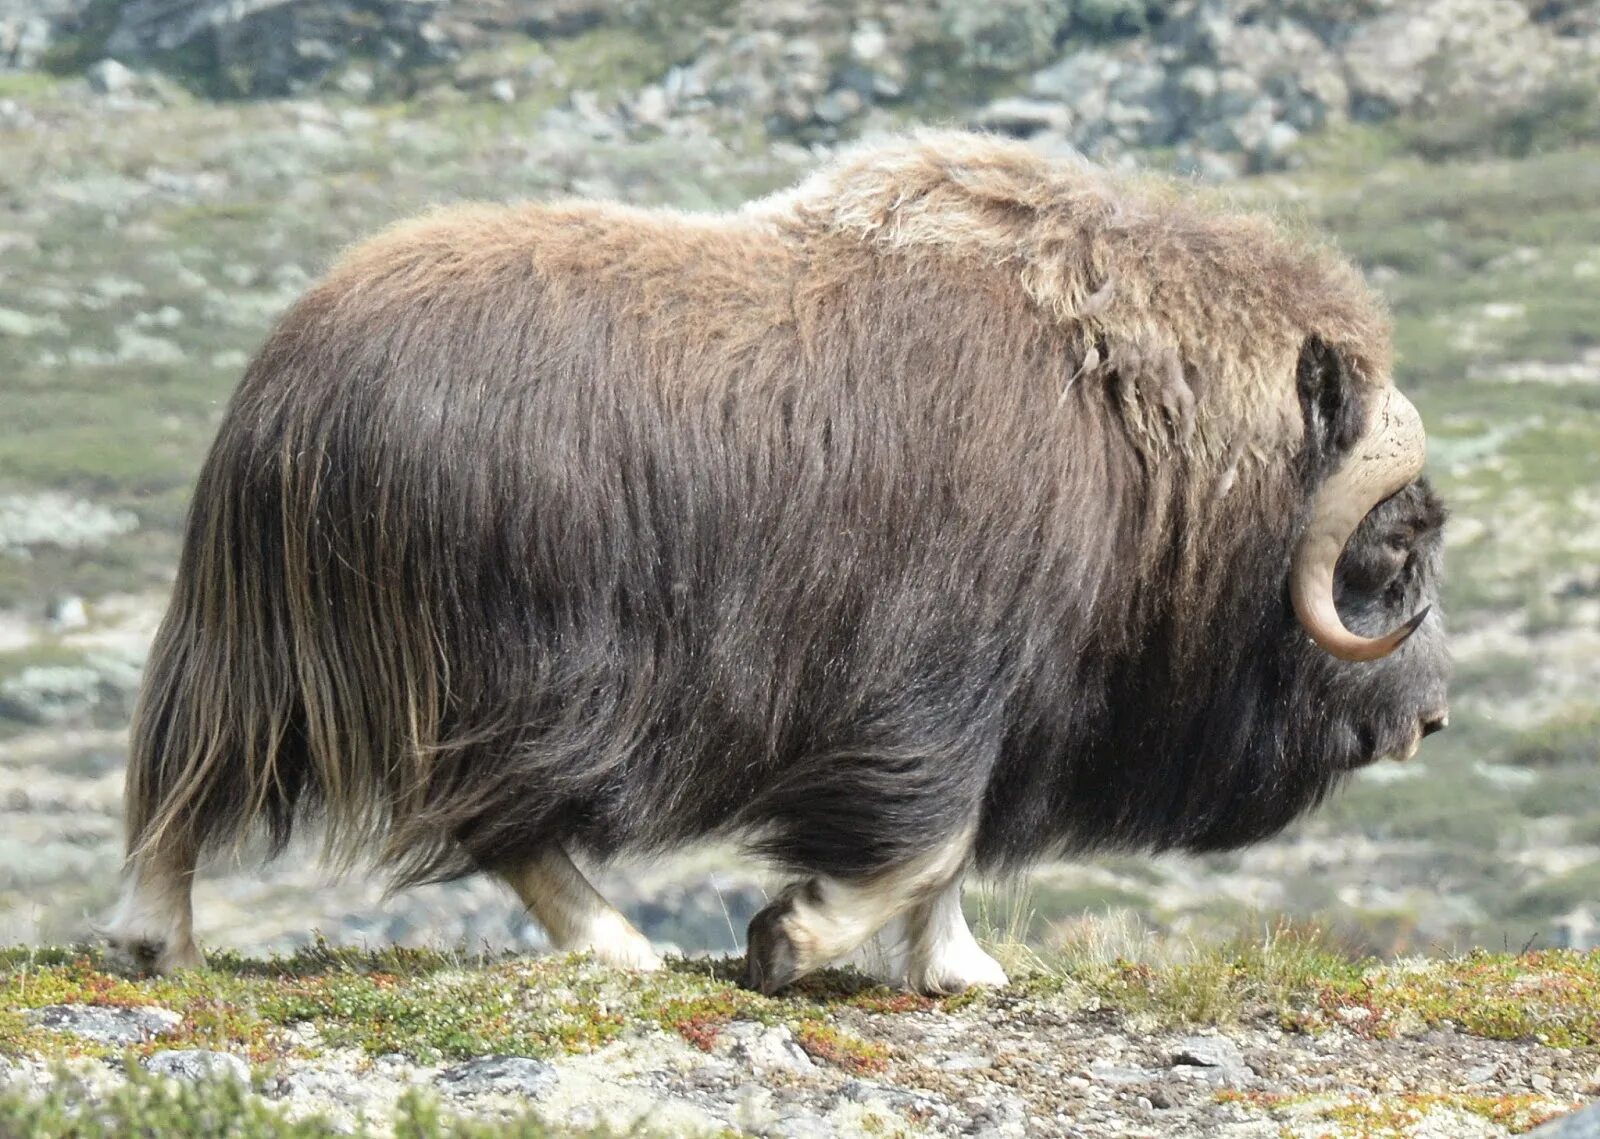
<box><xmin>562</xmin><ymin>908</ymin><xmax>662</xmax><ymax>970</ymax></box>
<box><xmin>103</xmin><ymin>864</ymin><xmax>203</xmax><ymax>973</ymax></box>
<box><xmin>837</xmin><ymin>915</ymin><xmax>911</xmax><ymax>984</ymax></box>
<box><xmin>501</xmin><ymin>849</ymin><xmax>661</xmax><ymax>972</ymax></box>
<box><xmin>776</xmin><ymin>828</ymin><xmax>977</xmax><ymax>979</ymax></box>
<box><xmin>905</xmin><ymin>879</ymin><xmax>1008</xmax><ymax>994</ymax></box>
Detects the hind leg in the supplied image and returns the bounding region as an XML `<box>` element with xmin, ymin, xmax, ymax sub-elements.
<box><xmin>498</xmin><ymin>846</ymin><xmax>661</xmax><ymax>971</ymax></box>
<box><xmin>744</xmin><ymin>828</ymin><xmax>972</xmax><ymax>995</ymax></box>
<box><xmin>103</xmin><ymin>849</ymin><xmax>204</xmax><ymax>974</ymax></box>
<box><xmin>903</xmin><ymin>875</ymin><xmax>1009</xmax><ymax>994</ymax></box>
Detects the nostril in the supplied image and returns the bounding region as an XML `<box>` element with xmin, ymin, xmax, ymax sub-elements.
<box><xmin>1421</xmin><ymin>713</ymin><xmax>1449</xmax><ymax>738</ymax></box>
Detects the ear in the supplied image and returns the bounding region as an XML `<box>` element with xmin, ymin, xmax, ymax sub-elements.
<box><xmin>1296</xmin><ymin>336</ymin><xmax>1366</xmax><ymax>459</ymax></box>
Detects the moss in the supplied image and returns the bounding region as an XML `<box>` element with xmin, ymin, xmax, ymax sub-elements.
<box><xmin>0</xmin><ymin>1064</ymin><xmax>629</xmax><ymax>1137</ymax></box>
<box><xmin>0</xmin><ymin>72</ymin><xmax>64</xmax><ymax>99</ymax></box>
<box><xmin>0</xmin><ymin>643</ymin><xmax>93</xmax><ymax>679</ymax></box>
<box><xmin>1216</xmin><ymin>1088</ymin><xmax>1574</xmax><ymax>1136</ymax></box>
<box><xmin>1514</xmin><ymin>768</ymin><xmax>1598</xmax><ymax>819</ymax></box>
<box><xmin>545</xmin><ymin>27</ymin><xmax>678</xmax><ymax>101</ymax></box>
<box><xmin>1310</xmin><ymin>950</ymin><xmax>1600</xmax><ymax>1048</ymax></box>
<box><xmin>1037</xmin><ymin>922</ymin><xmax>1600</xmax><ymax>1046</ymax></box>
<box><xmin>1319</xmin><ymin>764</ymin><xmax>1512</xmax><ymax>849</ymax></box>
<box><xmin>789</xmin><ymin>1021</ymin><xmax>890</xmax><ymax>1075</ymax></box>
<box><xmin>1401</xmin><ymin>82</ymin><xmax>1600</xmax><ymax>162</ymax></box>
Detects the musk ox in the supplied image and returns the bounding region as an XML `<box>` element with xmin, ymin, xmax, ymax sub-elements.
<box><xmin>108</xmin><ymin>132</ymin><xmax>1449</xmax><ymax>994</ymax></box>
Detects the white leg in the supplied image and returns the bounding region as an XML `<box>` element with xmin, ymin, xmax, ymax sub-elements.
<box><xmin>499</xmin><ymin>847</ymin><xmax>661</xmax><ymax>971</ymax></box>
<box><xmin>903</xmin><ymin>875</ymin><xmax>1009</xmax><ymax>995</ymax></box>
<box><xmin>103</xmin><ymin>856</ymin><xmax>204</xmax><ymax>974</ymax></box>
<box><xmin>838</xmin><ymin>914</ymin><xmax>911</xmax><ymax>985</ymax></box>
<box><xmin>744</xmin><ymin>828</ymin><xmax>973</xmax><ymax>994</ymax></box>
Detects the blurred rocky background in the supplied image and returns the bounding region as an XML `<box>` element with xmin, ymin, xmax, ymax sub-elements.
<box><xmin>1</xmin><ymin>0</ymin><xmax>1598</xmax><ymax>965</ymax></box>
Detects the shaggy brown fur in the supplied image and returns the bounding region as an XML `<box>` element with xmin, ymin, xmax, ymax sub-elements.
<box><xmin>118</xmin><ymin>132</ymin><xmax>1444</xmax><ymax>973</ymax></box>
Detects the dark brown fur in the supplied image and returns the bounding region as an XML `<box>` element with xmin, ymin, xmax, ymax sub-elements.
<box><xmin>123</xmin><ymin>133</ymin><xmax>1447</xmax><ymax>910</ymax></box>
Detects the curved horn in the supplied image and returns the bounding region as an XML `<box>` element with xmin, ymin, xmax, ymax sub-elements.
<box><xmin>1290</xmin><ymin>387</ymin><xmax>1429</xmax><ymax>662</ymax></box>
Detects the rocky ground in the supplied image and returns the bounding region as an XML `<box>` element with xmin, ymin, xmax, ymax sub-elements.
<box><xmin>4</xmin><ymin>943</ymin><xmax>1600</xmax><ymax>1136</ymax></box>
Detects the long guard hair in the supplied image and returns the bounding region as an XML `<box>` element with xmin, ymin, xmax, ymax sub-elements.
<box><xmin>124</xmin><ymin>132</ymin><xmax>1440</xmax><ymax>894</ymax></box>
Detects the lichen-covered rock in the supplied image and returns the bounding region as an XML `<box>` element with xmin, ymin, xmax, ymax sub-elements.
<box><xmin>0</xmin><ymin>495</ymin><xmax>138</xmax><ymax>557</ymax></box>
<box><xmin>28</xmin><ymin>1003</ymin><xmax>181</xmax><ymax>1045</ymax></box>
<box><xmin>435</xmin><ymin>1055</ymin><xmax>558</xmax><ymax>1099</ymax></box>
<box><xmin>0</xmin><ymin>650</ymin><xmax>142</xmax><ymax>727</ymax></box>
<box><xmin>1532</xmin><ymin>1102</ymin><xmax>1600</xmax><ymax>1137</ymax></box>
<box><xmin>143</xmin><ymin>1049</ymin><xmax>251</xmax><ymax>1084</ymax></box>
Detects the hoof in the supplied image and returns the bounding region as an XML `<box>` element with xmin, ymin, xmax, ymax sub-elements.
<box><xmin>908</xmin><ymin>944</ymin><xmax>1010</xmax><ymax>996</ymax></box>
<box><xmin>580</xmin><ymin>917</ymin><xmax>663</xmax><ymax>972</ymax></box>
<box><xmin>104</xmin><ymin>934</ymin><xmax>204</xmax><ymax>976</ymax></box>
<box><xmin>744</xmin><ymin>896</ymin><xmax>804</xmax><ymax>995</ymax></box>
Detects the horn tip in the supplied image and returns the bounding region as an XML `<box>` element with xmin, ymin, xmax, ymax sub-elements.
<box><xmin>1398</xmin><ymin>605</ymin><xmax>1431</xmax><ymax>641</ymax></box>
<box><xmin>1364</xmin><ymin>604</ymin><xmax>1431</xmax><ymax>663</ymax></box>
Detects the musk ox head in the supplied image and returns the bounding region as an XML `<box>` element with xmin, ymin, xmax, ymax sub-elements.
<box><xmin>992</xmin><ymin>323</ymin><xmax>1452</xmax><ymax>860</ymax></box>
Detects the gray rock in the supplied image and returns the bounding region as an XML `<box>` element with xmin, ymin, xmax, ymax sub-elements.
<box><xmin>335</xmin><ymin>66</ymin><xmax>374</xmax><ymax>99</ymax></box>
<box><xmin>0</xmin><ymin>307</ymin><xmax>64</xmax><ymax>337</ymax></box>
<box><xmin>1171</xmin><ymin>1034</ymin><xmax>1246</xmax><ymax>1070</ymax></box>
<box><xmin>0</xmin><ymin>493</ymin><xmax>138</xmax><ymax>555</ymax></box>
<box><xmin>1029</xmin><ymin>49</ymin><xmax>1121</xmax><ymax>108</ymax></box>
<box><xmin>835</xmin><ymin>1079</ymin><xmax>924</xmax><ymax>1109</ymax></box>
<box><xmin>849</xmin><ymin>22</ymin><xmax>888</xmax><ymax>64</ymax></box>
<box><xmin>973</xmin><ymin>96</ymin><xmax>1072</xmax><ymax>137</ymax></box>
<box><xmin>1261</xmin><ymin>120</ymin><xmax>1302</xmax><ymax>158</ymax></box>
<box><xmin>812</xmin><ymin>88</ymin><xmax>863</xmax><ymax>126</ymax></box>
<box><xmin>1531</xmin><ymin>1103</ymin><xmax>1600</xmax><ymax>1137</ymax></box>
<box><xmin>116</xmin><ymin>328</ymin><xmax>186</xmax><ymax>365</ymax></box>
<box><xmin>1460</xmin><ymin>1061</ymin><xmax>1499</xmax><ymax>1083</ymax></box>
<box><xmin>630</xmin><ymin>84</ymin><xmax>670</xmax><ymax>126</ymax></box>
<box><xmin>928</xmin><ymin>1052</ymin><xmax>992</xmax><ymax>1071</ymax></box>
<box><xmin>29</xmin><ymin>1004</ymin><xmax>181</xmax><ymax>1045</ymax></box>
<box><xmin>0</xmin><ymin>12</ymin><xmax>55</xmax><ymax>70</ymax></box>
<box><xmin>940</xmin><ymin>0</ymin><xmax>1073</xmax><ymax>72</ymax></box>
<box><xmin>952</xmin><ymin>1088</ymin><xmax>1029</xmax><ymax>1136</ymax></box>
<box><xmin>728</xmin><ymin>1024</ymin><xmax>814</xmax><ymax>1075</ymax></box>
<box><xmin>0</xmin><ymin>651</ymin><xmax>143</xmax><ymax>727</ymax></box>
<box><xmin>1088</xmin><ymin>1061</ymin><xmax>1159</xmax><ymax>1085</ymax></box>
<box><xmin>436</xmin><ymin>1055</ymin><xmax>557</xmax><ymax>1099</ymax></box>
<box><xmin>1170</xmin><ymin>1034</ymin><xmax>1254</xmax><ymax>1087</ymax></box>
<box><xmin>143</xmin><ymin>1049</ymin><xmax>250</xmax><ymax>1083</ymax></box>
<box><xmin>104</xmin><ymin>0</ymin><xmax>450</xmax><ymax>97</ymax></box>
<box><xmin>757</xmin><ymin>1114</ymin><xmax>834</xmax><ymax>1139</ymax></box>
<box><xmin>85</xmin><ymin>59</ymin><xmax>138</xmax><ymax>96</ymax></box>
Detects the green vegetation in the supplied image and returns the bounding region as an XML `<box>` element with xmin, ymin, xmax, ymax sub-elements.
<box><xmin>1</xmin><ymin>939</ymin><xmax>1596</xmax><ymax>1135</ymax></box>
<box><xmin>0</xmin><ymin>1062</ymin><xmax>628</xmax><ymax>1138</ymax></box>
<box><xmin>0</xmin><ymin>943</ymin><xmax>909</xmax><ymax>1068</ymax></box>
<box><xmin>1022</xmin><ymin>922</ymin><xmax>1600</xmax><ymax>1047</ymax></box>
<box><xmin>7</xmin><ymin>938</ymin><xmax>1600</xmax><ymax>1062</ymax></box>
<box><xmin>1509</xmin><ymin>706</ymin><xmax>1600</xmax><ymax>769</ymax></box>
<box><xmin>1216</xmin><ymin>1088</ymin><xmax>1572</xmax><ymax>1136</ymax></box>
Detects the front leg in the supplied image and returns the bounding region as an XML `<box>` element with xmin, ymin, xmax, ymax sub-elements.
<box><xmin>903</xmin><ymin>874</ymin><xmax>1009</xmax><ymax>995</ymax></box>
<box><xmin>744</xmin><ymin>828</ymin><xmax>975</xmax><ymax>994</ymax></box>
